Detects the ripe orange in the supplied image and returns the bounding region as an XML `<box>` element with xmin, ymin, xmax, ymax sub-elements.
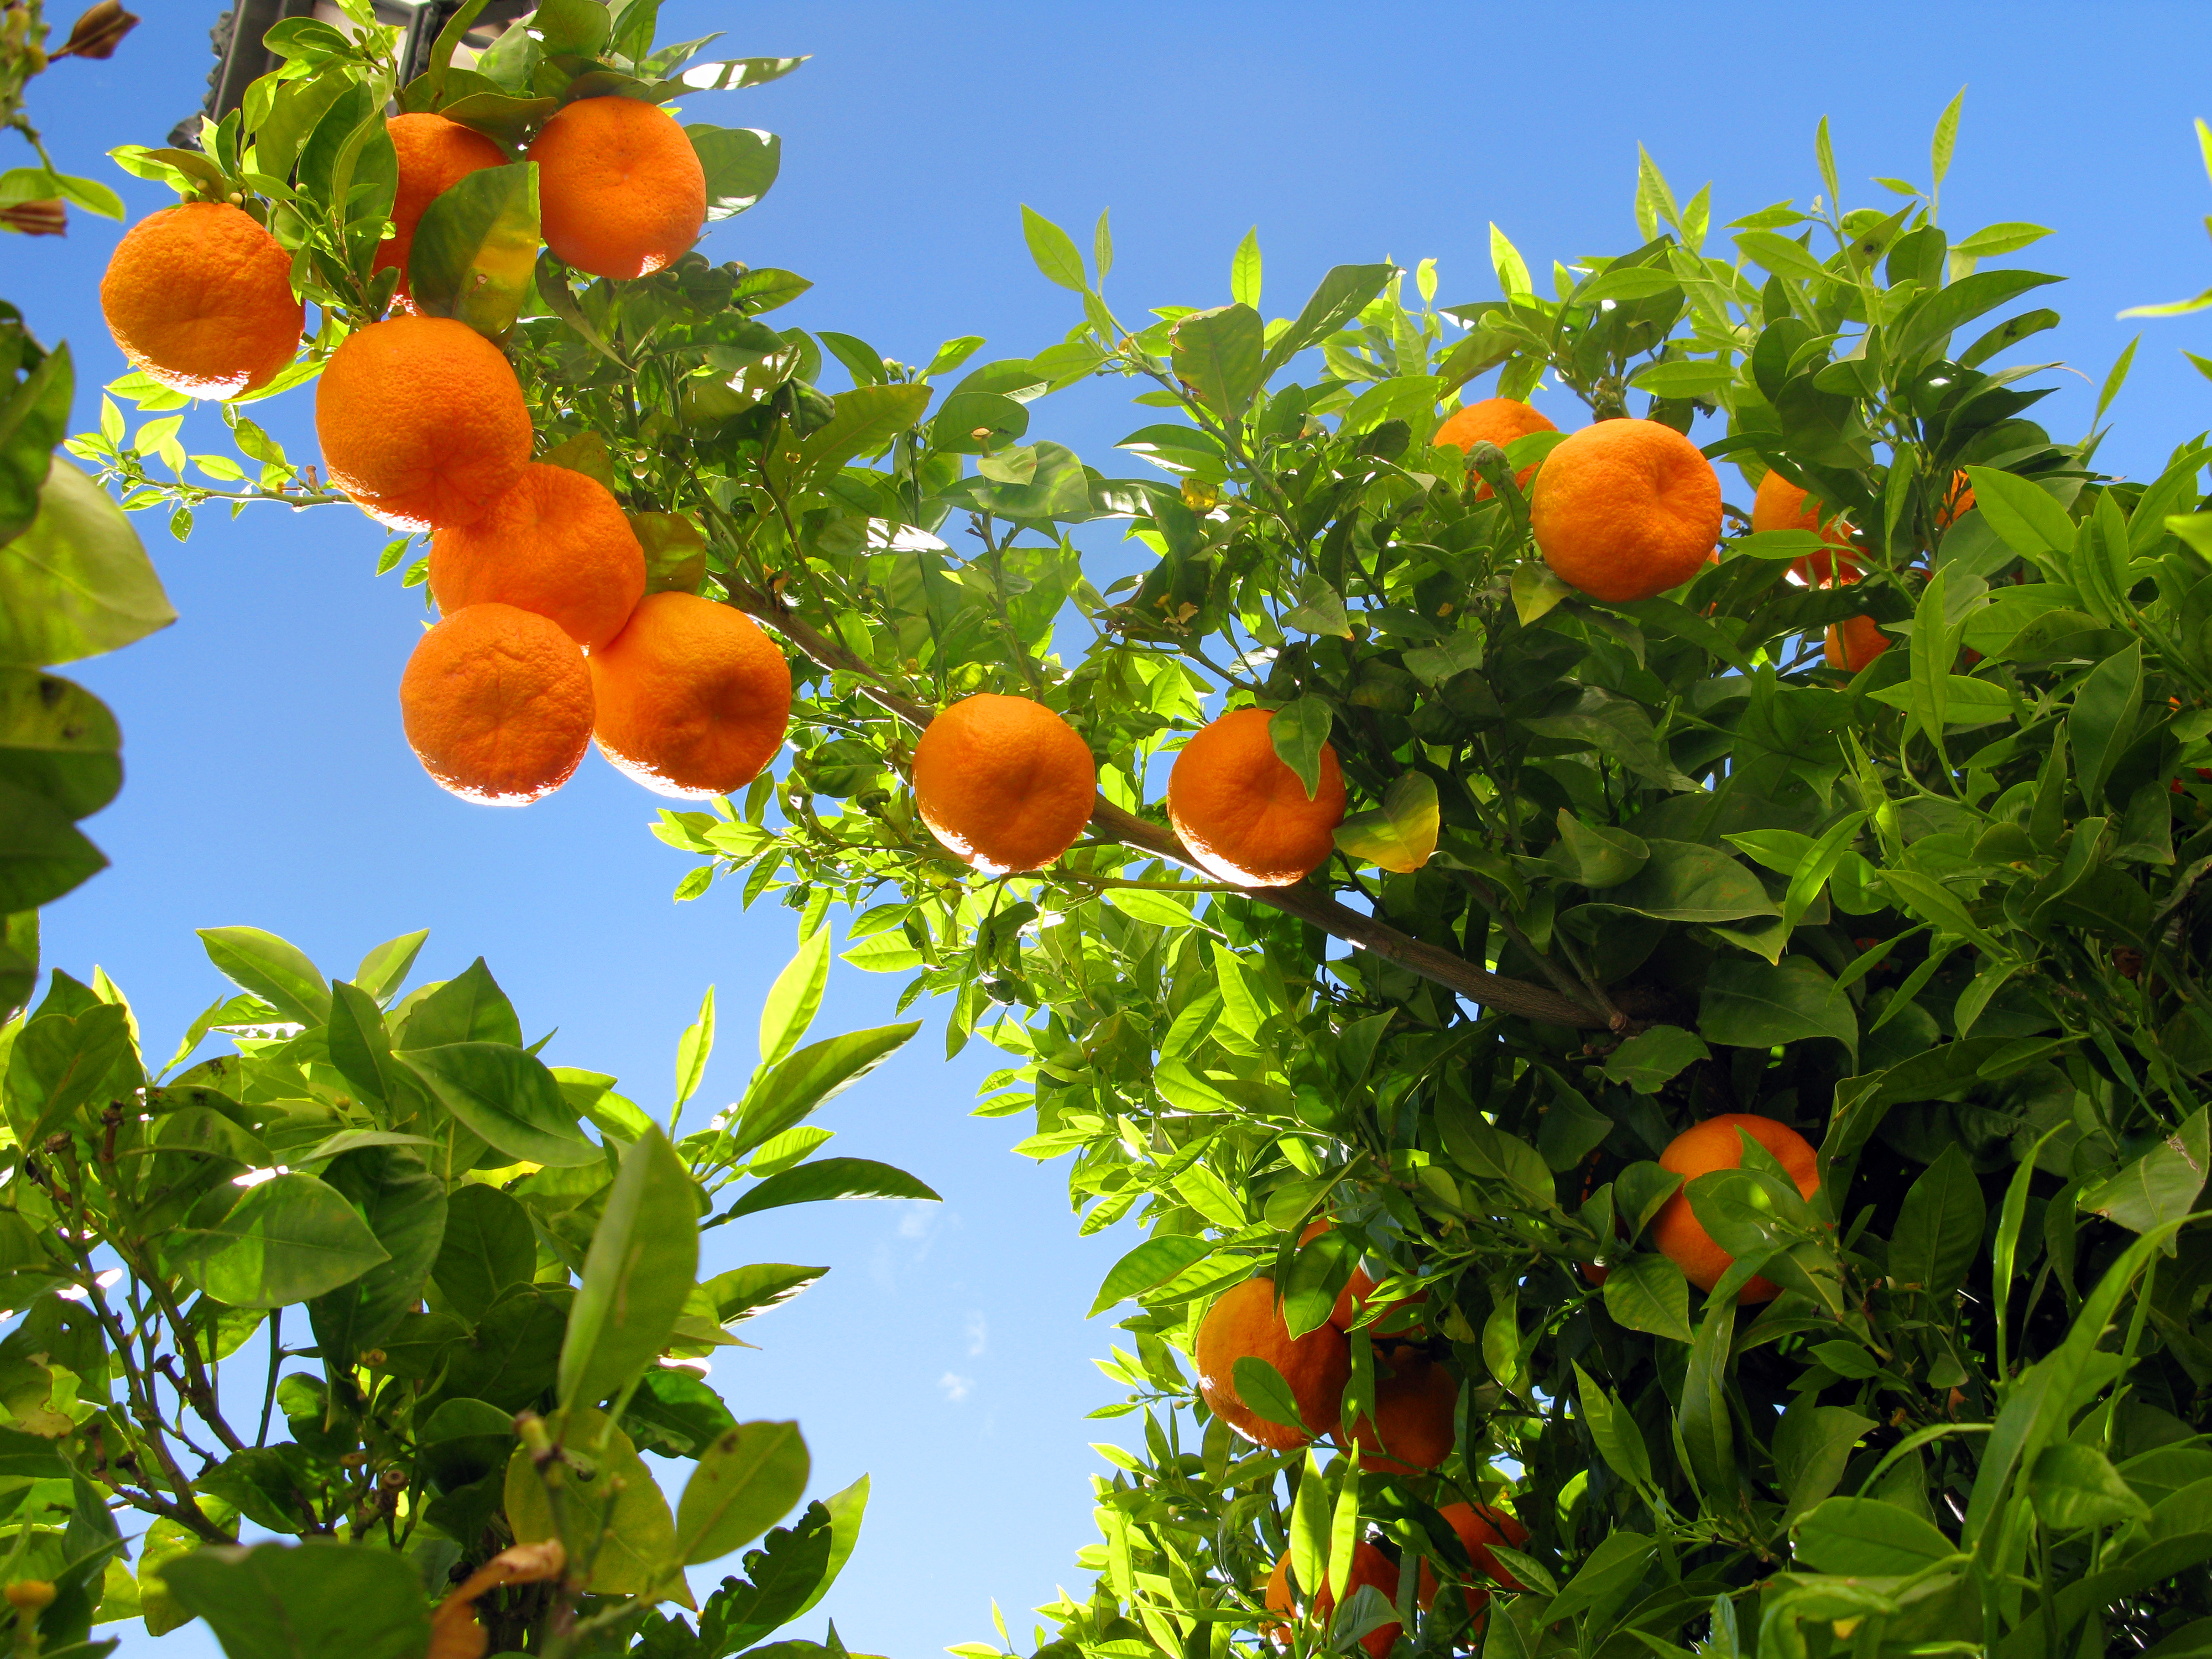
<box><xmin>1651</xmin><ymin>1113</ymin><xmax>1820</xmax><ymax>1303</ymax></box>
<box><xmin>429</xmin><ymin>463</ymin><xmax>646</xmax><ymax>653</ymax></box>
<box><xmin>589</xmin><ymin>592</ymin><xmax>791</xmax><ymax>798</ymax></box>
<box><xmin>98</xmin><ymin>202</ymin><xmax>301</xmax><ymax>398</ymax></box>
<box><xmin>1194</xmin><ymin>1276</ymin><xmax>1351</xmax><ymax>1451</ymax></box>
<box><xmin>316</xmin><ymin>315</ymin><xmax>531</xmax><ymax>531</ymax></box>
<box><xmin>1340</xmin><ymin>1345</ymin><xmax>1457</xmax><ymax>1474</ymax></box>
<box><xmin>528</xmin><ymin>96</ymin><xmax>705</xmax><ymax>280</ymax></box>
<box><xmin>1434</xmin><ymin>398</ymin><xmax>1557</xmax><ymax>497</ymax></box>
<box><xmin>1825</xmin><ymin>613</ymin><xmax>1890</xmax><ymax>674</ymax></box>
<box><xmin>1167</xmin><ymin>708</ymin><xmax>1346</xmax><ymax>887</ymax></box>
<box><xmin>376</xmin><ymin>113</ymin><xmax>508</xmax><ymax>296</ymax></box>
<box><xmin>1416</xmin><ymin>1503</ymin><xmax>1530</xmax><ymax>1617</ymax></box>
<box><xmin>399</xmin><ymin>603</ymin><xmax>593</xmax><ymax>806</ymax></box>
<box><xmin>1265</xmin><ymin>1542</ymin><xmax>1402</xmax><ymax>1659</ymax></box>
<box><xmin>1529</xmin><ymin>418</ymin><xmax>1723</xmax><ymax>602</ymax></box>
<box><xmin>1752</xmin><ymin>469</ymin><xmax>1856</xmax><ymax>587</ymax></box>
<box><xmin>910</xmin><ymin>693</ymin><xmax>1096</xmax><ymax>874</ymax></box>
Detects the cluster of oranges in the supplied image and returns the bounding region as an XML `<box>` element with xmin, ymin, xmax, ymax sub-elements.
<box><xmin>1434</xmin><ymin>397</ymin><xmax>1725</xmax><ymax>606</ymax></box>
<box><xmin>1186</xmin><ymin>1234</ymin><xmax>1527</xmax><ymax>1651</ymax></box>
<box><xmin>911</xmin><ymin>695</ymin><xmax>1345</xmax><ymax>884</ymax></box>
<box><xmin>1197</xmin><ymin>1112</ymin><xmax>1822</xmax><ymax>1650</ymax></box>
<box><xmin>1752</xmin><ymin>464</ymin><xmax>1975</xmax><ymax>674</ymax></box>
<box><xmin>97</xmin><ymin>97</ymin><xmax>800</xmax><ymax>806</ymax></box>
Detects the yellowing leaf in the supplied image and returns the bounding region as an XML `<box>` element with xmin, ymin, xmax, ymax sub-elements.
<box><xmin>1333</xmin><ymin>771</ymin><xmax>1438</xmax><ymax>874</ymax></box>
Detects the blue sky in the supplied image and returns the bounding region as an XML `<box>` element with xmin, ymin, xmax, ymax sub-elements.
<box><xmin>17</xmin><ymin>2</ymin><xmax>2212</xmax><ymax>1656</ymax></box>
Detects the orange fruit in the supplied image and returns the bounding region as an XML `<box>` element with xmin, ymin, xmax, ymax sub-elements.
<box><xmin>1297</xmin><ymin>1220</ymin><xmax>1425</xmax><ymax>1333</ymax></box>
<box><xmin>1341</xmin><ymin>1345</ymin><xmax>1457</xmax><ymax>1474</ymax></box>
<box><xmin>528</xmin><ymin>96</ymin><xmax>705</xmax><ymax>280</ymax></box>
<box><xmin>429</xmin><ymin>463</ymin><xmax>646</xmax><ymax>653</ymax></box>
<box><xmin>1529</xmin><ymin>418</ymin><xmax>1723</xmax><ymax>602</ymax></box>
<box><xmin>589</xmin><ymin>592</ymin><xmax>791</xmax><ymax>798</ymax></box>
<box><xmin>316</xmin><ymin>315</ymin><xmax>531</xmax><ymax>532</ymax></box>
<box><xmin>1824</xmin><ymin>613</ymin><xmax>1890</xmax><ymax>674</ymax></box>
<box><xmin>98</xmin><ymin>202</ymin><xmax>301</xmax><ymax>398</ymax></box>
<box><xmin>399</xmin><ymin>603</ymin><xmax>593</xmax><ymax>806</ymax></box>
<box><xmin>1650</xmin><ymin>1113</ymin><xmax>1820</xmax><ymax>1303</ymax></box>
<box><xmin>910</xmin><ymin>693</ymin><xmax>1096</xmax><ymax>874</ymax></box>
<box><xmin>1434</xmin><ymin>398</ymin><xmax>1557</xmax><ymax>497</ymax></box>
<box><xmin>1752</xmin><ymin>469</ymin><xmax>1856</xmax><ymax>587</ymax></box>
<box><xmin>1194</xmin><ymin>1276</ymin><xmax>1351</xmax><ymax>1451</ymax></box>
<box><xmin>1167</xmin><ymin>708</ymin><xmax>1346</xmax><ymax>887</ymax></box>
<box><xmin>1265</xmin><ymin>1543</ymin><xmax>1402</xmax><ymax>1659</ymax></box>
<box><xmin>375</xmin><ymin>113</ymin><xmax>508</xmax><ymax>297</ymax></box>
<box><xmin>1417</xmin><ymin>1503</ymin><xmax>1530</xmax><ymax>1616</ymax></box>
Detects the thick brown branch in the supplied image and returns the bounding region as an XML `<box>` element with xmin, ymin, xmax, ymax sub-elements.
<box><xmin>727</xmin><ymin>585</ymin><xmax>1611</xmax><ymax>1029</ymax></box>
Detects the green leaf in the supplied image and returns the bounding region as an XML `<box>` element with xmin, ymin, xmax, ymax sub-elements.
<box><xmin>1603</xmin><ymin>1025</ymin><xmax>1710</xmax><ymax>1094</ymax></box>
<box><xmin>1573</xmin><ymin>1363</ymin><xmax>1652</xmax><ymax>1491</ymax></box>
<box><xmin>1230</xmin><ymin>226</ymin><xmax>1262</xmax><ymax>306</ymax></box>
<box><xmin>1020</xmin><ymin>205</ymin><xmax>1089</xmax><ymax>293</ymax></box>
<box><xmin>1607</xmin><ymin>841</ymin><xmax>1777</xmax><ymax>924</ymax></box>
<box><xmin>408</xmin><ymin>160</ymin><xmax>539</xmax><ymax>340</ymax></box>
<box><xmin>176</xmin><ymin>1174</ymin><xmax>392</xmax><ymax>1309</ymax></box>
<box><xmin>672</xmin><ymin>983</ymin><xmax>716</xmax><ymax>1119</ymax></box>
<box><xmin>676</xmin><ymin>1420</ymin><xmax>810</xmax><ymax>1563</ymax></box>
<box><xmin>158</xmin><ymin>1540</ymin><xmax>431</xmax><ymax>1659</ymax></box>
<box><xmin>1602</xmin><ymin>1252</ymin><xmax>1692</xmax><ymax>1343</ymax></box>
<box><xmin>0</xmin><ymin>460</ymin><xmax>174</xmax><ymax>667</ymax></box>
<box><xmin>397</xmin><ymin>1042</ymin><xmax>599</xmax><ymax>1168</ymax></box>
<box><xmin>1890</xmin><ymin>1143</ymin><xmax>1987</xmax><ymax>1296</ymax></box>
<box><xmin>307</xmin><ymin>1144</ymin><xmax>446</xmax><ymax>1361</ymax></box>
<box><xmin>721</xmin><ymin>1156</ymin><xmax>940</xmax><ymax>1222</ymax></box>
<box><xmin>1543</xmin><ymin>1531</ymin><xmax>1656</xmax><ymax>1630</ymax></box>
<box><xmin>688</xmin><ymin>123</ymin><xmax>780</xmax><ymax>220</ymax></box>
<box><xmin>196</xmin><ymin>926</ymin><xmax>331</xmax><ymax>1026</ymax></box>
<box><xmin>2031</xmin><ymin>1443</ymin><xmax>2151</xmax><ymax>1530</ymax></box>
<box><xmin>431</xmin><ymin>1182</ymin><xmax>536</xmax><ymax>1322</ymax></box>
<box><xmin>0</xmin><ymin>340</ymin><xmax>71</xmax><ymax>545</ymax></box>
<box><xmin>1546</xmin><ymin>811</ymin><xmax>1650</xmax><ymax>889</ymax></box>
<box><xmin>724</xmin><ymin>1022</ymin><xmax>919</xmax><ymax>1161</ymax></box>
<box><xmin>1889</xmin><ymin>270</ymin><xmax>2063</xmax><ymax>367</ymax></box>
<box><xmin>1791</xmin><ymin>1496</ymin><xmax>1958</xmax><ymax>1575</ymax></box>
<box><xmin>0</xmin><ymin>779</ymin><xmax>104</xmax><ymax>911</ymax></box>
<box><xmin>1773</xmin><ymin>1401</ymin><xmax>1876</xmax><ymax>1524</ymax></box>
<box><xmin>1231</xmin><ymin>1354</ymin><xmax>1307</xmax><ymax>1431</ymax></box>
<box><xmin>1171</xmin><ymin>303</ymin><xmax>1266</xmax><ymax>416</ymax></box>
<box><xmin>504</xmin><ymin>1406</ymin><xmax>674</xmax><ymax>1595</ymax></box>
<box><xmin>1269</xmin><ymin>697</ymin><xmax>1333</xmax><ymax>802</ymax></box>
<box><xmin>353</xmin><ymin>930</ymin><xmax>427</xmax><ymax>1005</ymax></box>
<box><xmin>930</xmin><ymin>390</ymin><xmax>1029</xmax><ymax>456</ymax></box>
<box><xmin>1090</xmin><ymin>1236</ymin><xmax>1214</xmax><ymax>1317</ymax></box>
<box><xmin>1699</xmin><ymin>956</ymin><xmax>1856</xmax><ymax>1057</ymax></box>
<box><xmin>1961</xmin><ymin>465</ymin><xmax>2075</xmax><ymax>556</ymax></box>
<box><xmin>1260</xmin><ymin>264</ymin><xmax>1396</xmax><ymax>379</ymax></box>
<box><xmin>0</xmin><ymin>669</ymin><xmax>121</xmax><ymax>820</ymax></box>
<box><xmin>559</xmin><ymin>1127</ymin><xmax>697</xmax><ymax>1407</ymax></box>
<box><xmin>2080</xmin><ymin>1107</ymin><xmax>2210</xmax><ymax>1235</ymax></box>
<box><xmin>1734</xmin><ymin>229</ymin><xmax>1833</xmax><ymax>285</ymax></box>
<box><xmin>2068</xmin><ymin>640</ymin><xmax>2143</xmax><ymax>810</ymax></box>
<box><xmin>1333</xmin><ymin>771</ymin><xmax>1438</xmax><ymax>873</ymax></box>
<box><xmin>760</xmin><ymin>924</ymin><xmax>830</xmax><ymax>1067</ymax></box>
<box><xmin>397</xmin><ymin>956</ymin><xmax>521</xmax><ymax>1049</ymax></box>
<box><xmin>794</xmin><ymin>383</ymin><xmax>933</xmax><ymax>477</ymax></box>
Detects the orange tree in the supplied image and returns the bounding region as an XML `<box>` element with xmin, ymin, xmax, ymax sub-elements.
<box><xmin>74</xmin><ymin>2</ymin><xmax>2212</xmax><ymax>1651</ymax></box>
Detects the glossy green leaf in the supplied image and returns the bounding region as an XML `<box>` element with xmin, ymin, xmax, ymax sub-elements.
<box><xmin>432</xmin><ymin>1181</ymin><xmax>538</xmax><ymax>1321</ymax></box>
<box><xmin>1333</xmin><ymin>770</ymin><xmax>1436</xmax><ymax>872</ymax></box>
<box><xmin>1792</xmin><ymin>1496</ymin><xmax>1958</xmax><ymax>1575</ymax></box>
<box><xmin>504</xmin><ymin>1406</ymin><xmax>675</xmax><ymax>1595</ymax></box>
<box><xmin>397</xmin><ymin>1042</ymin><xmax>599</xmax><ymax>1168</ymax></box>
<box><xmin>1601</xmin><ymin>1251</ymin><xmax>1692</xmax><ymax>1344</ymax></box>
<box><xmin>688</xmin><ymin>124</ymin><xmax>780</xmax><ymax>220</ymax></box>
<box><xmin>408</xmin><ymin>161</ymin><xmax>539</xmax><ymax>339</ymax></box>
<box><xmin>1171</xmin><ymin>303</ymin><xmax>1265</xmax><ymax>416</ymax></box>
<box><xmin>176</xmin><ymin>1173</ymin><xmax>391</xmax><ymax>1309</ymax></box>
<box><xmin>725</xmin><ymin>1021</ymin><xmax>920</xmax><ymax>1160</ymax></box>
<box><xmin>1699</xmin><ymin>956</ymin><xmax>1856</xmax><ymax>1056</ymax></box>
<box><xmin>677</xmin><ymin>1419</ymin><xmax>810</xmax><ymax>1563</ymax></box>
<box><xmin>721</xmin><ymin>1156</ymin><xmax>940</xmax><ymax>1222</ymax></box>
<box><xmin>195</xmin><ymin>926</ymin><xmax>330</xmax><ymax>1026</ymax></box>
<box><xmin>559</xmin><ymin>1126</ymin><xmax>698</xmax><ymax>1406</ymax></box>
<box><xmin>1269</xmin><ymin>697</ymin><xmax>1333</xmax><ymax>802</ymax></box>
<box><xmin>0</xmin><ymin>460</ymin><xmax>174</xmax><ymax>667</ymax></box>
<box><xmin>1601</xmin><ymin>1024</ymin><xmax>1710</xmax><ymax>1093</ymax></box>
<box><xmin>760</xmin><ymin>924</ymin><xmax>830</xmax><ymax>1067</ymax></box>
<box><xmin>158</xmin><ymin>1540</ymin><xmax>430</xmax><ymax>1659</ymax></box>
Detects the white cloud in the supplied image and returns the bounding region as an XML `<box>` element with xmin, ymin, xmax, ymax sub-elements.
<box><xmin>964</xmin><ymin>1311</ymin><xmax>988</xmax><ymax>1356</ymax></box>
<box><xmin>898</xmin><ymin>1202</ymin><xmax>937</xmax><ymax>1239</ymax></box>
<box><xmin>939</xmin><ymin>1371</ymin><xmax>973</xmax><ymax>1404</ymax></box>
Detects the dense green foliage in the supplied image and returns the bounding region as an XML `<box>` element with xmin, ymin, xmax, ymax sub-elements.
<box><xmin>64</xmin><ymin>2</ymin><xmax>2212</xmax><ymax>1655</ymax></box>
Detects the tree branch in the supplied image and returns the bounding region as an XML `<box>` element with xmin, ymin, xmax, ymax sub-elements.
<box><xmin>726</xmin><ymin>583</ymin><xmax>1613</xmax><ymax>1029</ymax></box>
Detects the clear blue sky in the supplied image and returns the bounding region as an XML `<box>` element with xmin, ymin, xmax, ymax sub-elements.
<box><xmin>17</xmin><ymin>3</ymin><xmax>2212</xmax><ymax>1655</ymax></box>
